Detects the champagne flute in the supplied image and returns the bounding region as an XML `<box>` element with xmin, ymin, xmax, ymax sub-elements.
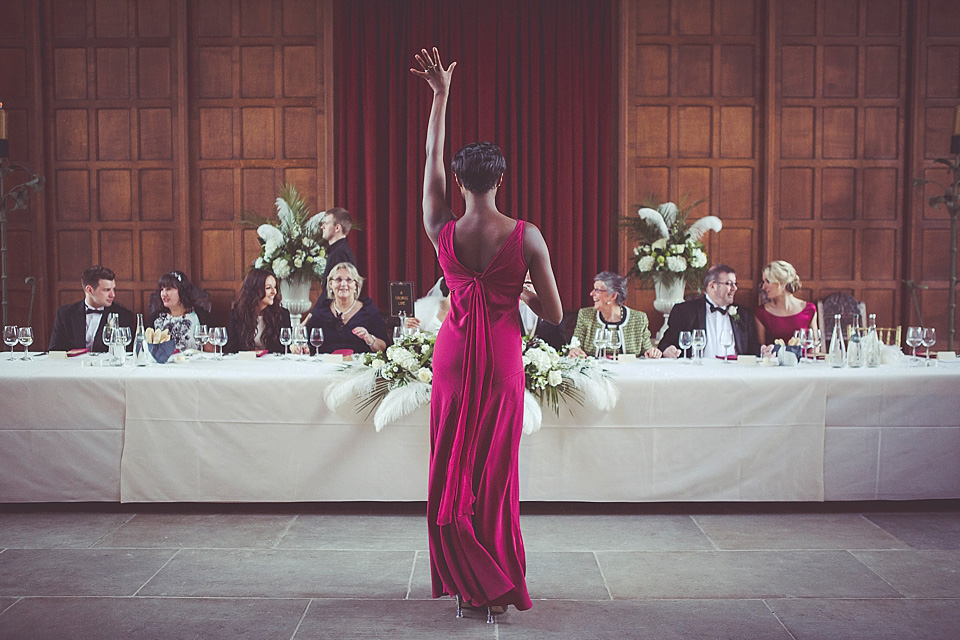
<box><xmin>802</xmin><ymin>328</ymin><xmax>816</xmax><ymax>363</ymax></box>
<box><xmin>691</xmin><ymin>329</ymin><xmax>706</xmax><ymax>365</ymax></box>
<box><xmin>295</xmin><ymin>325</ymin><xmax>308</xmax><ymax>360</ymax></box>
<box><xmin>905</xmin><ymin>326</ymin><xmax>923</xmax><ymax>364</ymax></box>
<box><xmin>117</xmin><ymin>327</ymin><xmax>132</xmax><ymax>365</ymax></box>
<box><xmin>921</xmin><ymin>327</ymin><xmax>937</xmax><ymax>365</ymax></box>
<box><xmin>3</xmin><ymin>325</ymin><xmax>18</xmax><ymax>359</ymax></box>
<box><xmin>678</xmin><ymin>330</ymin><xmax>692</xmax><ymax>361</ymax></box>
<box><xmin>102</xmin><ymin>324</ymin><xmax>116</xmax><ymax>364</ymax></box>
<box><xmin>310</xmin><ymin>327</ymin><xmax>324</xmax><ymax>359</ymax></box>
<box><xmin>720</xmin><ymin>328</ymin><xmax>735</xmax><ymax>363</ymax></box>
<box><xmin>279</xmin><ymin>327</ymin><xmax>293</xmax><ymax>360</ymax></box>
<box><xmin>17</xmin><ymin>327</ymin><xmax>34</xmax><ymax>361</ymax></box>
<box><xmin>193</xmin><ymin>324</ymin><xmax>209</xmax><ymax>358</ymax></box>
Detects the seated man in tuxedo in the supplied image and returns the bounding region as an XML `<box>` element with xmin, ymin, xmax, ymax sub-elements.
<box><xmin>49</xmin><ymin>265</ymin><xmax>136</xmax><ymax>352</ymax></box>
<box><xmin>659</xmin><ymin>264</ymin><xmax>759</xmax><ymax>359</ymax></box>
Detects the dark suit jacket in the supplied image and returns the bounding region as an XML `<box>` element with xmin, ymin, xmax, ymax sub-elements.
<box><xmin>658</xmin><ymin>296</ymin><xmax>760</xmax><ymax>356</ymax></box>
<box><xmin>48</xmin><ymin>300</ymin><xmax>136</xmax><ymax>352</ymax></box>
<box><xmin>321</xmin><ymin>238</ymin><xmax>358</xmax><ymax>298</ymax></box>
<box><xmin>532</xmin><ymin>318</ymin><xmax>567</xmax><ymax>351</ymax></box>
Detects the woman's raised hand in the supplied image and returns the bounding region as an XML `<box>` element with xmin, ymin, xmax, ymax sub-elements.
<box><xmin>410</xmin><ymin>47</ymin><xmax>456</xmax><ymax>94</ymax></box>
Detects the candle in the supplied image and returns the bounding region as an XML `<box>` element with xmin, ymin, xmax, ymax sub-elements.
<box><xmin>0</xmin><ymin>102</ymin><xmax>7</xmax><ymax>140</ymax></box>
<box><xmin>954</xmin><ymin>105</ymin><xmax>960</xmax><ymax>137</ymax></box>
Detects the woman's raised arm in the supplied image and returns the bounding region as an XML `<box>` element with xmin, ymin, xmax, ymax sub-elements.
<box><xmin>411</xmin><ymin>47</ymin><xmax>456</xmax><ymax>250</ymax></box>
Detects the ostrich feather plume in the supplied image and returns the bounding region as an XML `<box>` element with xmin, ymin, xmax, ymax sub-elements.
<box><xmin>373</xmin><ymin>381</ymin><xmax>432</xmax><ymax>432</ymax></box>
<box><xmin>522</xmin><ymin>390</ymin><xmax>542</xmax><ymax>435</ymax></box>
<box><xmin>636</xmin><ymin>207</ymin><xmax>670</xmax><ymax>239</ymax></box>
<box><xmin>688</xmin><ymin>216</ymin><xmax>723</xmax><ymax>242</ymax></box>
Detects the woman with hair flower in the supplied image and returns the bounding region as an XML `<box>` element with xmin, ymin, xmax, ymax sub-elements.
<box><xmin>147</xmin><ymin>270</ymin><xmax>213</xmax><ymax>351</ymax></box>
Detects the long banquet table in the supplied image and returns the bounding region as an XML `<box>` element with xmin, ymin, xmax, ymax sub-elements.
<box><xmin>1</xmin><ymin>352</ymin><xmax>958</xmax><ymax>503</ymax></box>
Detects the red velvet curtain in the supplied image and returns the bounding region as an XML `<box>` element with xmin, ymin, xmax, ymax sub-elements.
<box><xmin>335</xmin><ymin>0</ymin><xmax>615</xmax><ymax>309</ymax></box>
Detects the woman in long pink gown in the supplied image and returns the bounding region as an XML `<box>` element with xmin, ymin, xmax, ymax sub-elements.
<box><xmin>411</xmin><ymin>48</ymin><xmax>563</xmax><ymax>619</ymax></box>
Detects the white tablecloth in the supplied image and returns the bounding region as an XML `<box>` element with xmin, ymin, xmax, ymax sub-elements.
<box><xmin>1</xmin><ymin>353</ymin><xmax>958</xmax><ymax>503</ymax></box>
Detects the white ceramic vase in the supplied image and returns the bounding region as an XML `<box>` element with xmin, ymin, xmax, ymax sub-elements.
<box><xmin>280</xmin><ymin>272</ymin><xmax>314</xmax><ymax>327</ymax></box>
<box><xmin>653</xmin><ymin>274</ymin><xmax>686</xmax><ymax>342</ymax></box>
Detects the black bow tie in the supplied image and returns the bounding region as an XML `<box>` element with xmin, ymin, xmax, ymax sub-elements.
<box><xmin>708</xmin><ymin>303</ymin><xmax>727</xmax><ymax>315</ymax></box>
<box><xmin>86</xmin><ymin>308</ymin><xmax>105</xmax><ymax>314</ymax></box>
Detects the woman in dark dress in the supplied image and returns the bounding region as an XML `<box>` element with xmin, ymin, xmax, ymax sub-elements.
<box><xmin>304</xmin><ymin>262</ymin><xmax>387</xmax><ymax>353</ymax></box>
<box><xmin>224</xmin><ymin>268</ymin><xmax>291</xmax><ymax>353</ymax></box>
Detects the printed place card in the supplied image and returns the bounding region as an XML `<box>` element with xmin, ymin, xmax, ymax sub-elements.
<box><xmin>388</xmin><ymin>281</ymin><xmax>415</xmax><ymax>318</ymax></box>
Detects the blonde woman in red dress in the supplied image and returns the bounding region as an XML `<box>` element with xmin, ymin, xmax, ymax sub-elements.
<box><xmin>412</xmin><ymin>47</ymin><xmax>563</xmax><ymax>622</ymax></box>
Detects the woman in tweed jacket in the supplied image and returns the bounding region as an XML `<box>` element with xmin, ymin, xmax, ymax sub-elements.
<box><xmin>570</xmin><ymin>271</ymin><xmax>662</xmax><ymax>358</ymax></box>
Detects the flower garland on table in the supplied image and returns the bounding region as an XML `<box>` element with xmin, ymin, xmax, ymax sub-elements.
<box><xmin>250</xmin><ymin>183</ymin><xmax>327</xmax><ymax>281</ymax></box>
<box><xmin>622</xmin><ymin>196</ymin><xmax>721</xmax><ymax>289</ymax></box>
<box><xmin>323</xmin><ymin>333</ymin><xmax>618</xmax><ymax>433</ymax></box>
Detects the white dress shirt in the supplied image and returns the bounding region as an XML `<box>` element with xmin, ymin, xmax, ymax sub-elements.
<box><xmin>84</xmin><ymin>305</ymin><xmax>104</xmax><ymax>350</ymax></box>
<box><xmin>702</xmin><ymin>295</ymin><xmax>735</xmax><ymax>360</ymax></box>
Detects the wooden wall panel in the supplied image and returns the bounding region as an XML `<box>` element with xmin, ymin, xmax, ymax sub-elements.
<box><xmin>0</xmin><ymin>0</ymin><xmax>47</xmax><ymax>332</ymax></box>
<box><xmin>772</xmin><ymin>0</ymin><xmax>909</xmax><ymax>330</ymax></box>
<box><xmin>623</xmin><ymin>0</ymin><xmax>764</xmax><ymax>330</ymax></box>
<box><xmin>623</xmin><ymin>0</ymin><xmax>957</xmax><ymax>343</ymax></box>
<box><xmin>190</xmin><ymin>0</ymin><xmax>333</xmax><ymax>324</ymax></box>
<box><xmin>910</xmin><ymin>0</ymin><xmax>960</xmax><ymax>346</ymax></box>
<box><xmin>42</xmin><ymin>0</ymin><xmax>186</xmax><ymax>346</ymax></box>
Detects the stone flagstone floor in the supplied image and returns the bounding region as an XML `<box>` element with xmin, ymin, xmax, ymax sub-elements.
<box><xmin>0</xmin><ymin>501</ymin><xmax>957</xmax><ymax>639</ymax></box>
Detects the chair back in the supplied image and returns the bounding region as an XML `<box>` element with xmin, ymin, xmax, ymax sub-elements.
<box><xmin>817</xmin><ymin>292</ymin><xmax>865</xmax><ymax>341</ymax></box>
<box><xmin>851</xmin><ymin>325</ymin><xmax>901</xmax><ymax>347</ymax></box>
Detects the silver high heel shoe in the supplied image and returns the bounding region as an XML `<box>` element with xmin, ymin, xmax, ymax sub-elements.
<box><xmin>455</xmin><ymin>594</ymin><xmax>464</xmax><ymax>619</ymax></box>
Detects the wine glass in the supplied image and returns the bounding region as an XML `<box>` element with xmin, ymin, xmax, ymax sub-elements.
<box><xmin>279</xmin><ymin>327</ymin><xmax>293</xmax><ymax>360</ymax></box>
<box><xmin>811</xmin><ymin>327</ymin><xmax>822</xmax><ymax>358</ymax></box>
<box><xmin>720</xmin><ymin>328</ymin><xmax>735</xmax><ymax>363</ymax></box>
<box><xmin>678</xmin><ymin>330</ymin><xmax>692</xmax><ymax>361</ymax></box>
<box><xmin>214</xmin><ymin>326</ymin><xmax>228</xmax><ymax>359</ymax></box>
<box><xmin>921</xmin><ymin>327</ymin><xmax>937</xmax><ymax>365</ymax></box>
<box><xmin>17</xmin><ymin>327</ymin><xmax>34</xmax><ymax>361</ymax></box>
<box><xmin>393</xmin><ymin>325</ymin><xmax>403</xmax><ymax>345</ymax></box>
<box><xmin>193</xmin><ymin>324</ymin><xmax>208</xmax><ymax>358</ymax></box>
<box><xmin>905</xmin><ymin>326</ymin><xmax>923</xmax><ymax>364</ymax></box>
<box><xmin>294</xmin><ymin>325</ymin><xmax>308</xmax><ymax>360</ymax></box>
<box><xmin>310</xmin><ymin>327</ymin><xmax>324</xmax><ymax>358</ymax></box>
<box><xmin>607</xmin><ymin>327</ymin><xmax>622</xmax><ymax>358</ymax></box>
<box><xmin>593</xmin><ymin>327</ymin><xmax>609</xmax><ymax>358</ymax></box>
<box><xmin>3</xmin><ymin>325</ymin><xmax>18</xmax><ymax>359</ymax></box>
<box><xmin>691</xmin><ymin>329</ymin><xmax>706</xmax><ymax>365</ymax></box>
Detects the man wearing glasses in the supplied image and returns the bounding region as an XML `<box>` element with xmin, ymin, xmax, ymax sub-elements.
<box><xmin>659</xmin><ymin>264</ymin><xmax>759</xmax><ymax>359</ymax></box>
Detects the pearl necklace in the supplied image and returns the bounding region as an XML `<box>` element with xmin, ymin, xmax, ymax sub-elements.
<box><xmin>333</xmin><ymin>298</ymin><xmax>359</xmax><ymax>324</ymax></box>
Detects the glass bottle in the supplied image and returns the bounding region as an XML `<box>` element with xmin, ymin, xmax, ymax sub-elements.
<box><xmin>134</xmin><ymin>313</ymin><xmax>149</xmax><ymax>366</ymax></box>
<box><xmin>846</xmin><ymin>315</ymin><xmax>863</xmax><ymax>368</ymax></box>
<box><xmin>828</xmin><ymin>313</ymin><xmax>846</xmax><ymax>368</ymax></box>
<box><xmin>864</xmin><ymin>313</ymin><xmax>880</xmax><ymax>368</ymax></box>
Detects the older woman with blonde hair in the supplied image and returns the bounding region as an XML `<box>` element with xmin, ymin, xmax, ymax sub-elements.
<box><xmin>304</xmin><ymin>262</ymin><xmax>387</xmax><ymax>353</ymax></box>
<box><xmin>754</xmin><ymin>260</ymin><xmax>817</xmax><ymax>345</ymax></box>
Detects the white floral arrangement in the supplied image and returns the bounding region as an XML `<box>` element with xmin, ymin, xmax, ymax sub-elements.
<box><xmin>251</xmin><ymin>184</ymin><xmax>327</xmax><ymax>281</ymax></box>
<box><xmin>623</xmin><ymin>196</ymin><xmax>721</xmax><ymax>288</ymax></box>
<box><xmin>324</xmin><ymin>332</ymin><xmax>618</xmax><ymax>433</ymax></box>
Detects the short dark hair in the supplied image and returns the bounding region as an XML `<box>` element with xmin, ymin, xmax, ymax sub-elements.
<box><xmin>451</xmin><ymin>142</ymin><xmax>506</xmax><ymax>193</ymax></box>
<box><xmin>81</xmin><ymin>265</ymin><xmax>115</xmax><ymax>289</ymax></box>
<box><xmin>325</xmin><ymin>207</ymin><xmax>352</xmax><ymax>234</ymax></box>
<box><xmin>703</xmin><ymin>264</ymin><xmax>736</xmax><ymax>288</ymax></box>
